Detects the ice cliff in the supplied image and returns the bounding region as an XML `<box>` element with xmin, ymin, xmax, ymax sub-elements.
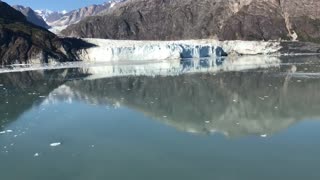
<box><xmin>77</xmin><ymin>38</ymin><xmax>282</xmax><ymax>62</ymax></box>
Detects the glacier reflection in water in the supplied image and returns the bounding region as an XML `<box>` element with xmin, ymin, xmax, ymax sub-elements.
<box><xmin>1</xmin><ymin>56</ymin><xmax>320</xmax><ymax>180</ymax></box>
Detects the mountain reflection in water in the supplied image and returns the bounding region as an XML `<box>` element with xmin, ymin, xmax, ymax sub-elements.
<box><xmin>1</xmin><ymin>56</ymin><xmax>320</xmax><ymax>137</ymax></box>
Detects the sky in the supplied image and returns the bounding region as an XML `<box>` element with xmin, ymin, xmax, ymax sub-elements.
<box><xmin>3</xmin><ymin>0</ymin><xmax>108</xmax><ymax>11</ymax></box>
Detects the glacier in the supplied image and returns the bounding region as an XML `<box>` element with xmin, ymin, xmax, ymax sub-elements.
<box><xmin>77</xmin><ymin>38</ymin><xmax>282</xmax><ymax>62</ymax></box>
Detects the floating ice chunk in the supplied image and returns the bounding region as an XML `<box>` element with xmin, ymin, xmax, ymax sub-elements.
<box><xmin>34</xmin><ymin>153</ymin><xmax>40</xmax><ymax>157</ymax></box>
<box><xmin>6</xmin><ymin>130</ymin><xmax>13</xmax><ymax>133</ymax></box>
<box><xmin>50</xmin><ymin>142</ymin><xmax>61</xmax><ymax>147</ymax></box>
<box><xmin>0</xmin><ymin>131</ymin><xmax>5</xmax><ymax>134</ymax></box>
<box><xmin>260</xmin><ymin>134</ymin><xmax>268</xmax><ymax>138</ymax></box>
<box><xmin>205</xmin><ymin>121</ymin><xmax>210</xmax><ymax>124</ymax></box>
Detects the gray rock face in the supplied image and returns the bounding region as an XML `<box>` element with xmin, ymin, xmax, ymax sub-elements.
<box><xmin>61</xmin><ymin>0</ymin><xmax>320</xmax><ymax>43</ymax></box>
<box><xmin>49</xmin><ymin>5</ymin><xmax>107</xmax><ymax>27</ymax></box>
<box><xmin>12</xmin><ymin>5</ymin><xmax>49</xmax><ymax>29</ymax></box>
<box><xmin>280</xmin><ymin>0</ymin><xmax>320</xmax><ymax>43</ymax></box>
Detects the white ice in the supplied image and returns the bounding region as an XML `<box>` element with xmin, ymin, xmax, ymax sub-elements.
<box><xmin>77</xmin><ymin>38</ymin><xmax>282</xmax><ymax>62</ymax></box>
<box><xmin>50</xmin><ymin>142</ymin><xmax>61</xmax><ymax>147</ymax></box>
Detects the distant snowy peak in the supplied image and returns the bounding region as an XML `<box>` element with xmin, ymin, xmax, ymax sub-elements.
<box><xmin>104</xmin><ymin>0</ymin><xmax>126</xmax><ymax>8</ymax></box>
<box><xmin>48</xmin><ymin>0</ymin><xmax>126</xmax><ymax>27</ymax></box>
<box><xmin>48</xmin><ymin>5</ymin><xmax>104</xmax><ymax>27</ymax></box>
<box><xmin>61</xmin><ymin>10</ymin><xmax>68</xmax><ymax>14</ymax></box>
<box><xmin>35</xmin><ymin>9</ymin><xmax>67</xmax><ymax>23</ymax></box>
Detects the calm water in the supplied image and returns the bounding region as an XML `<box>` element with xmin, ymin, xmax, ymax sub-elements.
<box><xmin>1</xmin><ymin>56</ymin><xmax>320</xmax><ymax>179</ymax></box>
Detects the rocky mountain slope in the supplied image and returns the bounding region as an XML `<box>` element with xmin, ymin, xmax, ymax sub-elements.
<box><xmin>49</xmin><ymin>5</ymin><xmax>107</xmax><ymax>27</ymax></box>
<box><xmin>12</xmin><ymin>5</ymin><xmax>49</xmax><ymax>28</ymax></box>
<box><xmin>0</xmin><ymin>2</ymin><xmax>93</xmax><ymax>65</ymax></box>
<box><xmin>61</xmin><ymin>0</ymin><xmax>320</xmax><ymax>43</ymax></box>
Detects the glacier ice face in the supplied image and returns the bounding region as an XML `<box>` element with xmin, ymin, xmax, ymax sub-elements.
<box><xmin>77</xmin><ymin>39</ymin><xmax>281</xmax><ymax>62</ymax></box>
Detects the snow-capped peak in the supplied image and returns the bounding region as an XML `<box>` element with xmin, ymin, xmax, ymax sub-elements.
<box><xmin>35</xmin><ymin>9</ymin><xmax>53</xmax><ymax>16</ymax></box>
<box><xmin>35</xmin><ymin>9</ymin><xmax>67</xmax><ymax>23</ymax></box>
<box><xmin>105</xmin><ymin>0</ymin><xmax>126</xmax><ymax>8</ymax></box>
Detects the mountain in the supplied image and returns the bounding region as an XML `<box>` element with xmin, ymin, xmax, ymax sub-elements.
<box><xmin>35</xmin><ymin>9</ymin><xmax>67</xmax><ymax>24</ymax></box>
<box><xmin>12</xmin><ymin>5</ymin><xmax>49</xmax><ymax>29</ymax></box>
<box><xmin>49</xmin><ymin>5</ymin><xmax>106</xmax><ymax>27</ymax></box>
<box><xmin>48</xmin><ymin>0</ymin><xmax>125</xmax><ymax>32</ymax></box>
<box><xmin>61</xmin><ymin>0</ymin><xmax>320</xmax><ymax>43</ymax></box>
<box><xmin>0</xmin><ymin>1</ymin><xmax>91</xmax><ymax>65</ymax></box>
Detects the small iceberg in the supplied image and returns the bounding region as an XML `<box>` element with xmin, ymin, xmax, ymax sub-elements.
<box><xmin>260</xmin><ymin>134</ymin><xmax>268</xmax><ymax>138</ymax></box>
<box><xmin>50</xmin><ymin>142</ymin><xmax>61</xmax><ymax>147</ymax></box>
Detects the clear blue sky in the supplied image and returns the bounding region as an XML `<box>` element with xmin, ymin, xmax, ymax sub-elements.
<box><xmin>4</xmin><ymin>0</ymin><xmax>108</xmax><ymax>11</ymax></box>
